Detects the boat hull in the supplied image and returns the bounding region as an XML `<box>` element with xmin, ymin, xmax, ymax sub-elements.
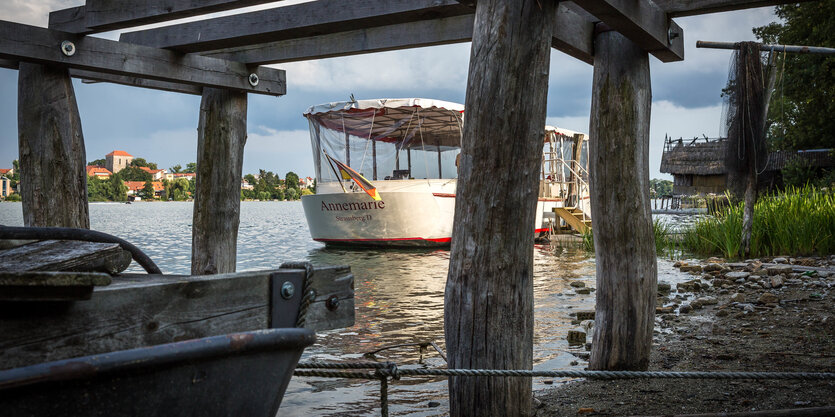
<box><xmin>0</xmin><ymin>329</ymin><xmax>316</xmax><ymax>417</ymax></box>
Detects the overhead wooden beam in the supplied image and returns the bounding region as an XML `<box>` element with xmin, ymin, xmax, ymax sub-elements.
<box><xmin>572</xmin><ymin>0</ymin><xmax>684</xmax><ymax>62</ymax></box>
<box><xmin>655</xmin><ymin>0</ymin><xmax>813</xmax><ymax>18</ymax></box>
<box><xmin>49</xmin><ymin>0</ymin><xmax>283</xmax><ymax>34</ymax></box>
<box><xmin>203</xmin><ymin>4</ymin><xmax>595</xmax><ymax>65</ymax></box>
<box><xmin>0</xmin><ymin>21</ymin><xmax>286</xmax><ymax>96</ymax></box>
<box><xmin>73</xmin><ymin>70</ymin><xmax>203</xmax><ymax>95</ymax></box>
<box><xmin>119</xmin><ymin>0</ymin><xmax>473</xmax><ymax>53</ymax></box>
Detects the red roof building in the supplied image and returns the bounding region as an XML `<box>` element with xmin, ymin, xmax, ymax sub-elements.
<box><xmin>86</xmin><ymin>166</ymin><xmax>113</xmax><ymax>178</ymax></box>
<box><xmin>106</xmin><ymin>150</ymin><xmax>134</xmax><ymax>174</ymax></box>
<box><xmin>124</xmin><ymin>181</ymin><xmax>164</xmax><ymax>195</ymax></box>
<box><xmin>0</xmin><ymin>168</ymin><xmax>13</xmax><ymax>176</ymax></box>
<box><xmin>106</xmin><ymin>150</ymin><xmax>133</xmax><ymax>157</ymax></box>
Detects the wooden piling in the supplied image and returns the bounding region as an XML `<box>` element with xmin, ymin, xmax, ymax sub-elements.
<box><xmin>17</xmin><ymin>63</ymin><xmax>89</xmax><ymax>228</ymax></box>
<box><xmin>587</xmin><ymin>28</ymin><xmax>657</xmax><ymax>371</ymax></box>
<box><xmin>444</xmin><ymin>0</ymin><xmax>554</xmax><ymax>415</ymax></box>
<box><xmin>192</xmin><ymin>88</ymin><xmax>247</xmax><ymax>275</ymax></box>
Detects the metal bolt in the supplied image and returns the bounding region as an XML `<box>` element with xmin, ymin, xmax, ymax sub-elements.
<box><xmin>326</xmin><ymin>295</ymin><xmax>340</xmax><ymax>311</ymax></box>
<box><xmin>248</xmin><ymin>73</ymin><xmax>259</xmax><ymax>87</ymax></box>
<box><xmin>667</xmin><ymin>28</ymin><xmax>680</xmax><ymax>46</ymax></box>
<box><xmin>61</xmin><ymin>40</ymin><xmax>76</xmax><ymax>57</ymax></box>
<box><xmin>280</xmin><ymin>281</ymin><xmax>295</xmax><ymax>299</ymax></box>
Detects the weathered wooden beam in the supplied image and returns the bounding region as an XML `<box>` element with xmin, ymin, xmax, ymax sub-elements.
<box><xmin>0</xmin><ymin>240</ymin><xmax>131</xmax><ymax>275</ymax></box>
<box><xmin>73</xmin><ymin>69</ymin><xmax>203</xmax><ymax>95</ymax></box>
<box><xmin>655</xmin><ymin>0</ymin><xmax>813</xmax><ymax>18</ymax></box>
<box><xmin>49</xmin><ymin>0</ymin><xmax>283</xmax><ymax>34</ymax></box>
<box><xmin>445</xmin><ymin>0</ymin><xmax>554</xmax><ymax>415</ymax></box>
<box><xmin>587</xmin><ymin>28</ymin><xmax>657</xmax><ymax>370</ymax></box>
<box><xmin>119</xmin><ymin>0</ymin><xmax>473</xmax><ymax>53</ymax></box>
<box><xmin>204</xmin><ymin>4</ymin><xmax>594</xmax><ymax>66</ymax></box>
<box><xmin>18</xmin><ymin>63</ymin><xmax>90</xmax><ymax>229</ymax></box>
<box><xmin>0</xmin><ymin>21</ymin><xmax>286</xmax><ymax>96</ymax></box>
<box><xmin>191</xmin><ymin>88</ymin><xmax>247</xmax><ymax>275</ymax></box>
<box><xmin>573</xmin><ymin>0</ymin><xmax>684</xmax><ymax>62</ymax></box>
<box><xmin>0</xmin><ymin>266</ymin><xmax>355</xmax><ymax>370</ymax></box>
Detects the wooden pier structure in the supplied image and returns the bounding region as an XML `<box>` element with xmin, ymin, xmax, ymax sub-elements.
<box><xmin>0</xmin><ymin>0</ymin><xmax>801</xmax><ymax>415</ymax></box>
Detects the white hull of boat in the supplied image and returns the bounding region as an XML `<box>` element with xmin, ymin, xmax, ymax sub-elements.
<box><xmin>302</xmin><ymin>180</ymin><xmax>559</xmax><ymax>247</ymax></box>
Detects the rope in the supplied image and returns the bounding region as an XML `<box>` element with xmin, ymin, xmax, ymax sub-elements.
<box><xmin>294</xmin><ymin>361</ymin><xmax>835</xmax><ymax>381</ymax></box>
<box><xmin>279</xmin><ymin>261</ymin><xmax>315</xmax><ymax>328</ymax></box>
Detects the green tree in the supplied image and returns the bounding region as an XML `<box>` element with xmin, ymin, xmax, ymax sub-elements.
<box><xmin>650</xmin><ymin>178</ymin><xmax>673</xmax><ymax>196</ymax></box>
<box><xmin>754</xmin><ymin>3</ymin><xmax>835</xmax><ymax>151</ymax></box>
<box><xmin>108</xmin><ymin>175</ymin><xmax>128</xmax><ymax>202</ymax></box>
<box><xmin>131</xmin><ymin>158</ymin><xmax>158</xmax><ymax>170</ymax></box>
<box><xmin>285</xmin><ymin>172</ymin><xmax>300</xmax><ymax>190</ymax></box>
<box><xmin>88</xmin><ymin>158</ymin><xmax>106</xmax><ymax>167</ymax></box>
<box><xmin>184</xmin><ymin>162</ymin><xmax>197</xmax><ymax>173</ymax></box>
<box><xmin>140</xmin><ymin>180</ymin><xmax>155</xmax><ymax>199</ymax></box>
<box><xmin>169</xmin><ymin>164</ymin><xmax>183</xmax><ymax>173</ymax></box>
<box><xmin>116</xmin><ymin>166</ymin><xmax>152</xmax><ymax>182</ymax></box>
<box><xmin>10</xmin><ymin>160</ymin><xmax>20</xmax><ymax>189</ymax></box>
<box><xmin>285</xmin><ymin>188</ymin><xmax>299</xmax><ymax>201</ymax></box>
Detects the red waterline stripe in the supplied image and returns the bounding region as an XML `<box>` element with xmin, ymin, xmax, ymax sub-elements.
<box><xmin>315</xmin><ymin>237</ymin><xmax>452</xmax><ymax>243</ymax></box>
<box><xmin>432</xmin><ymin>193</ymin><xmax>456</xmax><ymax>198</ymax></box>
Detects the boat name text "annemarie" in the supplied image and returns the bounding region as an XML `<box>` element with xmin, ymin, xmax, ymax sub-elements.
<box><xmin>321</xmin><ymin>201</ymin><xmax>386</xmax><ymax>211</ymax></box>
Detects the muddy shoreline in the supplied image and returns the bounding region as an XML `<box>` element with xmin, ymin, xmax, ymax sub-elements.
<box><xmin>535</xmin><ymin>255</ymin><xmax>835</xmax><ymax>416</ymax></box>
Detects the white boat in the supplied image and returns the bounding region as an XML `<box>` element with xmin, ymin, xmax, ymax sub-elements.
<box><xmin>300</xmin><ymin>98</ymin><xmax>590</xmax><ymax>247</ymax></box>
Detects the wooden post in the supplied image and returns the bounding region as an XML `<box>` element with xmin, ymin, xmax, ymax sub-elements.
<box><xmin>444</xmin><ymin>0</ymin><xmax>554</xmax><ymax>415</ymax></box>
<box><xmin>17</xmin><ymin>63</ymin><xmax>89</xmax><ymax>228</ymax></box>
<box><xmin>192</xmin><ymin>88</ymin><xmax>247</xmax><ymax>275</ymax></box>
<box><xmin>588</xmin><ymin>27</ymin><xmax>657</xmax><ymax>371</ymax></box>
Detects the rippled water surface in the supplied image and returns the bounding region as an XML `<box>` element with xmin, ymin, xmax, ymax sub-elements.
<box><xmin>0</xmin><ymin>201</ymin><xmax>692</xmax><ymax>416</ymax></box>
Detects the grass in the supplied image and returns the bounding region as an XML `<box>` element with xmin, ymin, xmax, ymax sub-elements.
<box><xmin>580</xmin><ymin>186</ymin><xmax>834</xmax><ymax>259</ymax></box>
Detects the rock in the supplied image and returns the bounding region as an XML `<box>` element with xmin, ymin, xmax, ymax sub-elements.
<box><xmin>658</xmin><ymin>281</ymin><xmax>672</xmax><ymax>294</ymax></box>
<box><xmin>656</xmin><ymin>306</ymin><xmax>674</xmax><ymax>314</ymax></box>
<box><xmin>567</xmin><ymin>329</ymin><xmax>587</xmax><ymax>346</ymax></box>
<box><xmin>691</xmin><ymin>316</ymin><xmax>714</xmax><ymax>335</ymax></box>
<box><xmin>706</xmin><ymin>257</ymin><xmax>725</xmax><ymax>263</ymax></box>
<box><xmin>428</xmin><ymin>401</ymin><xmax>441</xmax><ymax>408</ymax></box>
<box><xmin>712</xmin><ymin>279</ymin><xmax>730</xmax><ymax>288</ymax></box>
<box><xmin>679</xmin><ymin>303</ymin><xmax>693</xmax><ymax>314</ymax></box>
<box><xmin>576</xmin><ymin>288</ymin><xmax>591</xmax><ymax>295</ymax></box>
<box><xmin>680</xmin><ymin>265</ymin><xmax>703</xmax><ymax>273</ymax></box>
<box><xmin>773</xmin><ymin>257</ymin><xmax>788</xmax><ymax>264</ymax></box>
<box><xmin>673</xmin><ymin>261</ymin><xmax>684</xmax><ymax>268</ymax></box>
<box><xmin>770</xmin><ymin>275</ymin><xmax>784</xmax><ymax>288</ymax></box>
<box><xmin>690</xmin><ymin>299</ymin><xmax>705</xmax><ymax>309</ymax></box>
<box><xmin>757</xmin><ymin>292</ymin><xmax>780</xmax><ymax>305</ymax></box>
<box><xmin>760</xmin><ymin>280</ymin><xmax>772</xmax><ymax>289</ymax></box>
<box><xmin>727</xmin><ymin>262</ymin><xmax>748</xmax><ymax>269</ymax></box>
<box><xmin>695</xmin><ymin>296</ymin><xmax>718</xmax><ymax>305</ymax></box>
<box><xmin>716</xmin><ymin>308</ymin><xmax>730</xmax><ymax>317</ymax></box>
<box><xmin>677</xmin><ymin>279</ymin><xmax>704</xmax><ymax>292</ymax></box>
<box><xmin>570</xmin><ymin>281</ymin><xmax>586</xmax><ymax>288</ymax></box>
<box><xmin>703</xmin><ymin>263</ymin><xmax>723</xmax><ymax>272</ymax></box>
<box><xmin>725</xmin><ymin>271</ymin><xmax>751</xmax><ymax>280</ymax></box>
<box><xmin>580</xmin><ymin>320</ymin><xmax>595</xmax><ymax>332</ymax></box>
<box><xmin>729</xmin><ymin>293</ymin><xmax>745</xmax><ymax>303</ymax></box>
<box><xmin>575</xmin><ymin>310</ymin><xmax>595</xmax><ymax>321</ymax></box>
<box><xmin>740</xmin><ymin>303</ymin><xmax>756</xmax><ymax>313</ymax></box>
<box><xmin>767</xmin><ymin>265</ymin><xmax>793</xmax><ymax>276</ymax></box>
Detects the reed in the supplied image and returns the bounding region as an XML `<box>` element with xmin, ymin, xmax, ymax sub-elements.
<box><xmin>582</xmin><ymin>219</ymin><xmax>675</xmax><ymax>256</ymax></box>
<box><xmin>681</xmin><ymin>186</ymin><xmax>835</xmax><ymax>258</ymax></box>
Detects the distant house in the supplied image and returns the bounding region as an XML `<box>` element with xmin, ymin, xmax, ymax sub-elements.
<box><xmin>172</xmin><ymin>172</ymin><xmax>196</xmax><ymax>181</ymax></box>
<box><xmin>86</xmin><ymin>165</ymin><xmax>113</xmax><ymax>179</ymax></box>
<box><xmin>1</xmin><ymin>176</ymin><xmax>13</xmax><ymax>198</ymax></box>
<box><xmin>660</xmin><ymin>136</ymin><xmax>835</xmax><ymax>195</ymax></box>
<box><xmin>0</xmin><ymin>168</ymin><xmax>13</xmax><ymax>176</ymax></box>
<box><xmin>241</xmin><ymin>181</ymin><xmax>254</xmax><ymax>190</ymax></box>
<box><xmin>299</xmin><ymin>176</ymin><xmax>314</xmax><ymax>188</ymax></box>
<box><xmin>124</xmin><ymin>181</ymin><xmax>164</xmax><ymax>198</ymax></box>
<box><xmin>139</xmin><ymin>166</ymin><xmax>166</xmax><ymax>180</ymax></box>
<box><xmin>106</xmin><ymin>150</ymin><xmax>134</xmax><ymax>174</ymax></box>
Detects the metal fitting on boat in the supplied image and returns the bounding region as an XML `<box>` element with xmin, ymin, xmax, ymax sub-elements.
<box><xmin>326</xmin><ymin>295</ymin><xmax>340</xmax><ymax>311</ymax></box>
<box><xmin>61</xmin><ymin>41</ymin><xmax>76</xmax><ymax>57</ymax></box>
<box><xmin>248</xmin><ymin>73</ymin><xmax>259</xmax><ymax>87</ymax></box>
<box><xmin>280</xmin><ymin>281</ymin><xmax>295</xmax><ymax>299</ymax></box>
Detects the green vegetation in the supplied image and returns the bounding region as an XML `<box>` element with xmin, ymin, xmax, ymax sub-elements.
<box><xmin>130</xmin><ymin>158</ymin><xmax>158</xmax><ymax>170</ymax></box>
<box><xmin>285</xmin><ymin>172</ymin><xmax>300</xmax><ymax>191</ymax></box>
<box><xmin>241</xmin><ymin>170</ymin><xmax>308</xmax><ymax>201</ymax></box>
<box><xmin>581</xmin><ymin>219</ymin><xmax>675</xmax><ymax>256</ymax></box>
<box><xmin>115</xmin><ymin>166</ymin><xmax>152</xmax><ymax>182</ymax></box>
<box><xmin>754</xmin><ymin>3</ymin><xmax>835</xmax><ymax>153</ymax></box>
<box><xmin>3</xmin><ymin>193</ymin><xmax>21</xmax><ymax>202</ymax></box>
<box><xmin>88</xmin><ymin>175</ymin><xmax>128</xmax><ymax>202</ymax></box>
<box><xmin>682</xmin><ymin>186</ymin><xmax>834</xmax><ymax>258</ymax></box>
<box><xmin>88</xmin><ymin>158</ymin><xmax>106</xmax><ymax>167</ymax></box>
<box><xmin>165</xmin><ymin>178</ymin><xmax>193</xmax><ymax>201</ymax></box>
<box><xmin>649</xmin><ymin>178</ymin><xmax>673</xmax><ymax>196</ymax></box>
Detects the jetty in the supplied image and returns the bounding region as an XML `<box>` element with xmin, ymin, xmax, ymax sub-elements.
<box><xmin>0</xmin><ymin>1</ymin><xmax>818</xmax><ymax>415</ymax></box>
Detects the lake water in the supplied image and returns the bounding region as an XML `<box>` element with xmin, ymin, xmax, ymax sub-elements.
<box><xmin>0</xmin><ymin>201</ymin><xmax>696</xmax><ymax>416</ymax></box>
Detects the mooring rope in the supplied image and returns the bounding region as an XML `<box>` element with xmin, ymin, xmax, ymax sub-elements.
<box><xmin>279</xmin><ymin>261</ymin><xmax>315</xmax><ymax>328</ymax></box>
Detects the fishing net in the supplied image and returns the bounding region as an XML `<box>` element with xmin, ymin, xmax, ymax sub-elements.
<box><xmin>720</xmin><ymin>42</ymin><xmax>770</xmax><ymax>195</ymax></box>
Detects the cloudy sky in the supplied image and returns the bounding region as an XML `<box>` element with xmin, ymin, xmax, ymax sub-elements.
<box><xmin>0</xmin><ymin>1</ymin><xmax>778</xmax><ymax>180</ymax></box>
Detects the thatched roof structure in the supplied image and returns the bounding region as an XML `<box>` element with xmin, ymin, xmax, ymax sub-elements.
<box><xmin>660</xmin><ymin>136</ymin><xmax>834</xmax><ymax>176</ymax></box>
<box><xmin>660</xmin><ymin>137</ymin><xmax>727</xmax><ymax>175</ymax></box>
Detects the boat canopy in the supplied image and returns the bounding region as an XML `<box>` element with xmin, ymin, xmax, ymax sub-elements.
<box><xmin>305</xmin><ymin>98</ymin><xmax>465</xmax><ymax>184</ymax></box>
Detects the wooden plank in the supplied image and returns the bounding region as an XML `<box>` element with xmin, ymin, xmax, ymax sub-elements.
<box><xmin>119</xmin><ymin>0</ymin><xmax>473</xmax><ymax>53</ymax></box>
<box><xmin>444</xmin><ymin>0</ymin><xmax>555</xmax><ymax>415</ymax></box>
<box><xmin>303</xmin><ymin>265</ymin><xmax>355</xmax><ymax>331</ymax></box>
<box><xmin>587</xmin><ymin>29</ymin><xmax>657</xmax><ymax>370</ymax></box>
<box><xmin>73</xmin><ymin>69</ymin><xmax>203</xmax><ymax>95</ymax></box>
<box><xmin>0</xmin><ymin>240</ymin><xmax>131</xmax><ymax>275</ymax></box>
<box><xmin>0</xmin><ymin>271</ymin><xmax>111</xmax><ymax>301</ymax></box>
<box><xmin>18</xmin><ymin>63</ymin><xmax>90</xmax><ymax>229</ymax></box>
<box><xmin>0</xmin><ymin>21</ymin><xmax>286</xmax><ymax>96</ymax></box>
<box><xmin>191</xmin><ymin>88</ymin><xmax>247</xmax><ymax>275</ymax></box>
<box><xmin>206</xmin><ymin>5</ymin><xmax>595</xmax><ymax>65</ymax></box>
<box><xmin>49</xmin><ymin>1</ymin><xmax>283</xmax><ymax>34</ymax></box>
<box><xmin>573</xmin><ymin>0</ymin><xmax>684</xmax><ymax>62</ymax></box>
<box><xmin>655</xmin><ymin>0</ymin><xmax>814</xmax><ymax>18</ymax></box>
<box><xmin>0</xmin><ymin>266</ymin><xmax>354</xmax><ymax>370</ymax></box>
